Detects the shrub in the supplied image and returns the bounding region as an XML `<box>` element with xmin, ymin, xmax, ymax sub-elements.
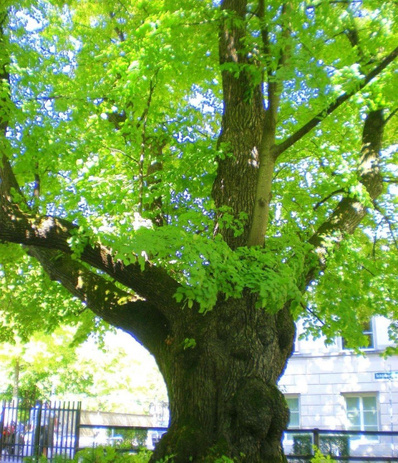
<box><xmin>74</xmin><ymin>447</ymin><xmax>152</xmax><ymax>463</ymax></box>
<box><xmin>311</xmin><ymin>448</ymin><xmax>337</xmax><ymax>462</ymax></box>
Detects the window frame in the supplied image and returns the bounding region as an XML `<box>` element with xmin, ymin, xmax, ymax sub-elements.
<box><xmin>342</xmin><ymin>393</ymin><xmax>379</xmax><ymax>440</ymax></box>
<box><xmin>285</xmin><ymin>395</ymin><xmax>300</xmax><ymax>429</ymax></box>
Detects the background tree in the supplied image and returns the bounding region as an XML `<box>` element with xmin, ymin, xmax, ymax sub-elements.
<box><xmin>0</xmin><ymin>1</ymin><xmax>397</xmax><ymax>462</ymax></box>
<box><xmin>0</xmin><ymin>328</ymin><xmax>167</xmax><ymax>414</ymax></box>
<box><xmin>0</xmin><ymin>328</ymin><xmax>93</xmax><ymax>404</ymax></box>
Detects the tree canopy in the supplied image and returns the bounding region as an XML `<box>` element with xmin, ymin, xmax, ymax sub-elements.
<box><xmin>1</xmin><ymin>0</ymin><xmax>397</xmax><ymax>347</ymax></box>
<box><xmin>1</xmin><ymin>0</ymin><xmax>397</xmax><ymax>461</ymax></box>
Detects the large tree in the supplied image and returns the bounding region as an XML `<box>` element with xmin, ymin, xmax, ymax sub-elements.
<box><xmin>1</xmin><ymin>0</ymin><xmax>397</xmax><ymax>461</ymax></box>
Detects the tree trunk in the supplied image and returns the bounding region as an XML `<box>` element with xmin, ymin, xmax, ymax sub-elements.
<box><xmin>151</xmin><ymin>294</ymin><xmax>295</xmax><ymax>463</ymax></box>
<box><xmin>12</xmin><ymin>358</ymin><xmax>20</xmax><ymax>400</ymax></box>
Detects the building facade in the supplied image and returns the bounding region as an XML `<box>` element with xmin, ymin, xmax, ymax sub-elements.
<box><xmin>279</xmin><ymin>316</ymin><xmax>398</xmax><ymax>458</ymax></box>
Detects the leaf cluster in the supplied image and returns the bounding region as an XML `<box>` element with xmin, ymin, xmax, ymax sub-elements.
<box><xmin>123</xmin><ymin>225</ymin><xmax>310</xmax><ymax>313</ymax></box>
<box><xmin>302</xmin><ymin>231</ymin><xmax>398</xmax><ymax>347</ymax></box>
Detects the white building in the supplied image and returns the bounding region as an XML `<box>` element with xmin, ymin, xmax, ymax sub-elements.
<box><xmin>279</xmin><ymin>316</ymin><xmax>398</xmax><ymax>458</ymax></box>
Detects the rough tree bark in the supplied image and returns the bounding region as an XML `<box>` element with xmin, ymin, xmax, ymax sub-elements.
<box><xmin>151</xmin><ymin>295</ymin><xmax>295</xmax><ymax>462</ymax></box>
<box><xmin>0</xmin><ymin>1</ymin><xmax>396</xmax><ymax>462</ymax></box>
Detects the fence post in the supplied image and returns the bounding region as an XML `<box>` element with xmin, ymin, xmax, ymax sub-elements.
<box><xmin>314</xmin><ymin>428</ymin><xmax>320</xmax><ymax>451</ymax></box>
<box><xmin>0</xmin><ymin>401</ymin><xmax>5</xmax><ymax>456</ymax></box>
<box><xmin>74</xmin><ymin>402</ymin><xmax>82</xmax><ymax>457</ymax></box>
<box><xmin>33</xmin><ymin>400</ymin><xmax>42</xmax><ymax>460</ymax></box>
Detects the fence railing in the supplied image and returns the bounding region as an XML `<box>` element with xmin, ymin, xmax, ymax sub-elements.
<box><xmin>78</xmin><ymin>425</ymin><xmax>398</xmax><ymax>462</ymax></box>
<box><xmin>1</xmin><ymin>400</ymin><xmax>81</xmax><ymax>461</ymax></box>
<box><xmin>284</xmin><ymin>428</ymin><xmax>398</xmax><ymax>462</ymax></box>
<box><xmin>2</xmin><ymin>400</ymin><xmax>398</xmax><ymax>462</ymax></box>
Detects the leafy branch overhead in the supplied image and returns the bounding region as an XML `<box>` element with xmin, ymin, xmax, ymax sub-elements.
<box><xmin>0</xmin><ymin>0</ymin><xmax>397</xmax><ymax>332</ymax></box>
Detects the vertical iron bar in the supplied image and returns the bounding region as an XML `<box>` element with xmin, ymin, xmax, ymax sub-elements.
<box><xmin>33</xmin><ymin>400</ymin><xmax>42</xmax><ymax>460</ymax></box>
<box><xmin>11</xmin><ymin>399</ymin><xmax>17</xmax><ymax>461</ymax></box>
<box><xmin>74</xmin><ymin>401</ymin><xmax>81</xmax><ymax>458</ymax></box>
<box><xmin>69</xmin><ymin>401</ymin><xmax>74</xmax><ymax>459</ymax></box>
<box><xmin>314</xmin><ymin>428</ymin><xmax>320</xmax><ymax>453</ymax></box>
<box><xmin>67</xmin><ymin>401</ymin><xmax>71</xmax><ymax>459</ymax></box>
<box><xmin>55</xmin><ymin>401</ymin><xmax>60</xmax><ymax>460</ymax></box>
<box><xmin>0</xmin><ymin>400</ymin><xmax>4</xmax><ymax>457</ymax></box>
<box><xmin>58</xmin><ymin>400</ymin><xmax>65</xmax><ymax>458</ymax></box>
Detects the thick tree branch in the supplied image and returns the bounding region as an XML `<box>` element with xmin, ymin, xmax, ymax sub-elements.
<box><xmin>273</xmin><ymin>45</ymin><xmax>398</xmax><ymax>158</ymax></box>
<box><xmin>138</xmin><ymin>72</ymin><xmax>158</xmax><ymax>215</ymax></box>
<box><xmin>305</xmin><ymin>109</ymin><xmax>385</xmax><ymax>284</ymax></box>
<box><xmin>0</xmin><ymin>202</ymin><xmax>181</xmax><ymax>315</ymax></box>
<box><xmin>27</xmin><ymin>246</ymin><xmax>170</xmax><ymax>355</ymax></box>
<box><xmin>258</xmin><ymin>1</ymin><xmax>292</xmax><ymax>132</ymax></box>
<box><xmin>264</xmin><ymin>3</ymin><xmax>291</xmax><ymax>126</ymax></box>
<box><xmin>247</xmin><ymin>3</ymin><xmax>293</xmax><ymax>247</ymax></box>
<box><xmin>383</xmin><ymin>177</ymin><xmax>398</xmax><ymax>184</ymax></box>
<box><xmin>213</xmin><ymin>0</ymin><xmax>266</xmax><ymax>248</ymax></box>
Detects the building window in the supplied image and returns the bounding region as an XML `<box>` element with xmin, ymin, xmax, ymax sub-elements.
<box><xmin>344</xmin><ymin>394</ymin><xmax>378</xmax><ymax>432</ymax></box>
<box><xmin>286</xmin><ymin>395</ymin><xmax>300</xmax><ymax>429</ymax></box>
<box><xmin>342</xmin><ymin>320</ymin><xmax>374</xmax><ymax>350</ymax></box>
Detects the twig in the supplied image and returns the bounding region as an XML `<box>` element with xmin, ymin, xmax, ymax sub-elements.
<box><xmin>384</xmin><ymin>107</ymin><xmax>398</xmax><ymax>125</ymax></box>
<box><xmin>302</xmin><ymin>302</ymin><xmax>325</xmax><ymax>326</ymax></box>
<box><xmin>273</xmin><ymin>45</ymin><xmax>398</xmax><ymax>158</ymax></box>
<box><xmin>313</xmin><ymin>188</ymin><xmax>345</xmax><ymax>210</ymax></box>
<box><xmin>374</xmin><ymin>204</ymin><xmax>398</xmax><ymax>250</ymax></box>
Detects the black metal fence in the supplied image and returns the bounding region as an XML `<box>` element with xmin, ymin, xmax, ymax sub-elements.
<box><xmin>0</xmin><ymin>400</ymin><xmax>81</xmax><ymax>461</ymax></box>
<box><xmin>284</xmin><ymin>428</ymin><xmax>398</xmax><ymax>462</ymax></box>
<box><xmin>76</xmin><ymin>425</ymin><xmax>398</xmax><ymax>462</ymax></box>
<box><xmin>2</xmin><ymin>401</ymin><xmax>398</xmax><ymax>462</ymax></box>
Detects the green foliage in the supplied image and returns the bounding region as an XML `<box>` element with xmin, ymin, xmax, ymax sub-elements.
<box><xmin>212</xmin><ymin>456</ymin><xmax>240</xmax><ymax>463</ymax></box>
<box><xmin>302</xmin><ymin>231</ymin><xmax>398</xmax><ymax>348</ymax></box>
<box><xmin>0</xmin><ymin>244</ymin><xmax>86</xmax><ymax>343</ymax></box>
<box><xmin>74</xmin><ymin>447</ymin><xmax>152</xmax><ymax>463</ymax></box>
<box><xmin>311</xmin><ymin>448</ymin><xmax>336</xmax><ymax>463</ymax></box>
<box><xmin>24</xmin><ymin>449</ymin><xmax>153</xmax><ymax>463</ymax></box>
<box><xmin>292</xmin><ymin>435</ymin><xmax>348</xmax><ymax>461</ymax></box>
<box><xmin>182</xmin><ymin>338</ymin><xmax>196</xmax><ymax>350</ymax></box>
<box><xmin>105</xmin><ymin>428</ymin><xmax>148</xmax><ymax>449</ymax></box>
<box><xmin>0</xmin><ymin>327</ymin><xmax>95</xmax><ymax>402</ymax></box>
<box><xmin>0</xmin><ymin>327</ymin><xmax>167</xmax><ymax>412</ymax></box>
<box><xmin>128</xmin><ymin>225</ymin><xmax>309</xmax><ymax>313</ymax></box>
<box><xmin>23</xmin><ymin>457</ymin><xmax>56</xmax><ymax>463</ymax></box>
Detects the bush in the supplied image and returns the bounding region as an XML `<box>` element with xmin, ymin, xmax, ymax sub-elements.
<box><xmin>311</xmin><ymin>448</ymin><xmax>336</xmax><ymax>462</ymax></box>
<box><xmin>74</xmin><ymin>447</ymin><xmax>152</xmax><ymax>463</ymax></box>
<box><xmin>106</xmin><ymin>428</ymin><xmax>148</xmax><ymax>449</ymax></box>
